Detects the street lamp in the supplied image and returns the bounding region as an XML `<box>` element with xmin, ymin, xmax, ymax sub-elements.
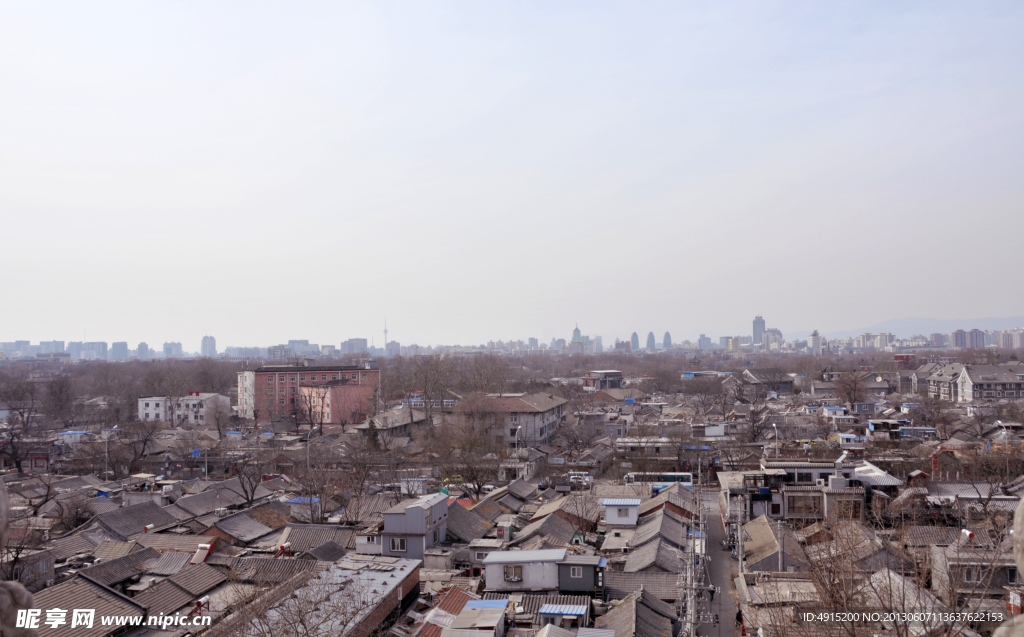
<box><xmin>772</xmin><ymin>423</ymin><xmax>778</xmax><ymax>458</ymax></box>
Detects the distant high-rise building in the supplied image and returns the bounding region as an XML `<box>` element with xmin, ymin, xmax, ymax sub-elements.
<box><xmin>66</xmin><ymin>342</ymin><xmax>83</xmax><ymax>359</ymax></box>
<box><xmin>110</xmin><ymin>342</ymin><xmax>129</xmax><ymax>361</ymax></box>
<box><xmin>719</xmin><ymin>336</ymin><xmax>730</xmax><ymax>348</ymax></box>
<box><xmin>83</xmin><ymin>342</ymin><xmax>108</xmax><ymax>360</ymax></box>
<box><xmin>698</xmin><ymin>334</ymin><xmax>711</xmax><ymax>350</ymax></box>
<box><xmin>386</xmin><ymin>341</ymin><xmax>401</xmax><ymax>357</ymax></box>
<box><xmin>753</xmin><ymin>316</ymin><xmax>765</xmax><ymax>346</ymax></box>
<box><xmin>163</xmin><ymin>342</ymin><xmax>183</xmax><ymax>358</ymax></box>
<box><xmin>950</xmin><ymin>330</ymin><xmax>968</xmax><ymax>349</ymax></box>
<box><xmin>663</xmin><ymin>332</ymin><xmax>672</xmax><ymax>349</ymax></box>
<box><xmin>968</xmin><ymin>329</ymin><xmax>986</xmax><ymax>349</ymax></box>
<box><xmin>630</xmin><ymin>333</ymin><xmax>640</xmax><ymax>351</ymax></box>
<box><xmin>594</xmin><ymin>336</ymin><xmax>603</xmax><ymax>354</ymax></box>
<box><xmin>808</xmin><ymin>330</ymin><xmax>822</xmax><ymax>357</ymax></box>
<box><xmin>138</xmin><ymin>342</ymin><xmax>150</xmax><ymax>360</ymax></box>
<box><xmin>341</xmin><ymin>338</ymin><xmax>369</xmax><ymax>355</ymax></box>
<box><xmin>528</xmin><ymin>338</ymin><xmax>539</xmax><ymax>349</ymax></box>
<box><xmin>646</xmin><ymin>332</ymin><xmax>656</xmax><ymax>350</ymax></box>
<box><xmin>201</xmin><ymin>335</ymin><xmax>217</xmax><ymax>357</ymax></box>
<box><xmin>929</xmin><ymin>333</ymin><xmax>948</xmax><ymax>347</ymax></box>
<box><xmin>40</xmin><ymin>341</ymin><xmax>64</xmax><ymax>354</ymax></box>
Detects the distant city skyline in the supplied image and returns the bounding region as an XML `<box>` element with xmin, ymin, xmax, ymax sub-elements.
<box><xmin>2</xmin><ymin>4</ymin><xmax>1023</xmax><ymax>351</ymax></box>
<box><xmin>4</xmin><ymin>314</ymin><xmax>1024</xmax><ymax>355</ymax></box>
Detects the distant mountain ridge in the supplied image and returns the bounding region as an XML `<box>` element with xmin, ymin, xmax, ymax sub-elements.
<box><xmin>786</xmin><ymin>317</ymin><xmax>1024</xmax><ymax>341</ymax></box>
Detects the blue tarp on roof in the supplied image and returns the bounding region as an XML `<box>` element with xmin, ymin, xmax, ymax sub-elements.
<box><xmin>539</xmin><ymin>605</ymin><xmax>588</xmax><ymax>616</ymax></box>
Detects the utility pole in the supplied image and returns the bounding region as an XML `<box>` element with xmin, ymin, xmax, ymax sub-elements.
<box><xmin>679</xmin><ymin>454</ymin><xmax>713</xmax><ymax>637</ymax></box>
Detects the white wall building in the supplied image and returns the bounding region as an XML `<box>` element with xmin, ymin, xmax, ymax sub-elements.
<box><xmin>137</xmin><ymin>392</ymin><xmax>231</xmax><ymax>424</ymax></box>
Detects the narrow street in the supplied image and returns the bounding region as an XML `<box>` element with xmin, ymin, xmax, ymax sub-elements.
<box><xmin>698</xmin><ymin>489</ymin><xmax>740</xmax><ymax>637</ymax></box>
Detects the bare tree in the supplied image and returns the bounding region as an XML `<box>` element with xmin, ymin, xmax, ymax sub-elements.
<box><xmin>836</xmin><ymin>371</ymin><xmax>867</xmax><ymax>405</ymax></box>
<box><xmin>224</xmin><ymin>569</ymin><xmax>377</xmax><ymax>637</ymax></box>
<box><xmin>297</xmin><ymin>383</ymin><xmax>332</xmax><ymax>436</ymax></box>
<box><xmin>682</xmin><ymin>376</ymin><xmax>724</xmax><ymax>422</ymax></box>
<box><xmin>231</xmin><ymin>448</ymin><xmax>274</xmax><ymax>507</ymax></box>
<box><xmin>0</xmin><ymin>374</ymin><xmax>42</xmax><ymax>474</ymax></box>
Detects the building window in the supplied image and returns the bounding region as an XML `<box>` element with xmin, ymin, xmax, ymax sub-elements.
<box><xmin>144</xmin><ymin>402</ymin><xmax>150</xmax><ymax>408</ymax></box>
<box><xmin>144</xmin><ymin>413</ymin><xmax>149</xmax><ymax>419</ymax></box>
<box><xmin>331</xmin><ymin>375</ymin><xmax>338</xmax><ymax>380</ymax></box>
<box><xmin>617</xmin><ymin>508</ymin><xmax>629</xmax><ymax>518</ymax></box>
<box><xmin>963</xmin><ymin>566</ymin><xmax>983</xmax><ymax>583</ymax></box>
<box><xmin>1010</xmin><ymin>567</ymin><xmax>1018</xmax><ymax>584</ymax></box>
<box><xmin>267</xmin><ymin>377</ymin><xmax>273</xmax><ymax>383</ymax></box>
<box><xmin>300</xmin><ymin>375</ymin><xmax>306</xmax><ymax>381</ymax></box>
<box><xmin>279</xmin><ymin>375</ymin><xmax>285</xmax><ymax>381</ymax></box>
<box><xmin>476</xmin><ymin>552</ymin><xmax>488</xmax><ymax>561</ymax></box>
<box><xmin>321</xmin><ymin>375</ymin><xmax>327</xmax><ymax>381</ymax></box>
<box><xmin>771</xmin><ymin>503</ymin><xmax>781</xmax><ymax>515</ymax></box>
<box><xmin>362</xmin><ymin>374</ymin><xmax>368</xmax><ymax>380</ymax></box>
<box><xmin>390</xmin><ymin>537</ymin><xmax>406</xmax><ymax>552</ymax></box>
<box><xmin>504</xmin><ymin>565</ymin><xmax>522</xmax><ymax>581</ymax></box>
<box><xmin>570</xmin><ymin>566</ymin><xmax>583</xmax><ymax>578</ymax></box>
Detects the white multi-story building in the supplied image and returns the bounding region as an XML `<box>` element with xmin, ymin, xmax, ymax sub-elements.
<box><xmin>137</xmin><ymin>392</ymin><xmax>231</xmax><ymax>424</ymax></box>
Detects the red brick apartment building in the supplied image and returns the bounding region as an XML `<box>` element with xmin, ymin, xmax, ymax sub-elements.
<box><xmin>238</xmin><ymin>361</ymin><xmax>379</xmax><ymax>424</ymax></box>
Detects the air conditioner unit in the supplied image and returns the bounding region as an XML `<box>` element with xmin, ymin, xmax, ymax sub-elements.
<box><xmin>816</xmin><ymin>479</ymin><xmax>826</xmax><ymax>487</ymax></box>
<box><xmin>216</xmin><ymin>508</ymin><xmax>228</xmax><ymax>517</ymax></box>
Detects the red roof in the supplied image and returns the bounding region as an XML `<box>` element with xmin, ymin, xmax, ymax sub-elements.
<box><xmin>420</xmin><ymin>587</ymin><xmax>478</xmax><ymax>637</ymax></box>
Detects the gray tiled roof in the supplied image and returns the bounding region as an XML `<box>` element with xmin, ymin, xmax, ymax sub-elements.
<box><xmin>631</xmin><ymin>510</ymin><xmax>684</xmax><ymax>550</ymax></box>
<box><xmin>230</xmin><ymin>556</ymin><xmax>328</xmax><ymax>583</ymax></box>
<box><xmin>511</xmin><ymin>513</ymin><xmax>576</xmax><ymax>546</ymax></box>
<box><xmin>49</xmin><ymin>533</ymin><xmax>98</xmax><ymax>561</ymax></box>
<box><xmin>133</xmin><ymin>578</ymin><xmax>194</xmax><ymax>615</ymax></box>
<box><xmin>302</xmin><ymin>541</ymin><xmax>347</xmax><ymax>562</ymax></box>
<box><xmin>446</xmin><ymin>502</ymin><xmax>492</xmax><ymax>543</ymax></box>
<box><xmin>35</xmin><ymin>576</ymin><xmax>145</xmax><ymax>637</ymax></box>
<box><xmin>595</xmin><ymin>589</ymin><xmax>676</xmax><ymax>637</ymax></box>
<box><xmin>508</xmin><ymin>479</ymin><xmax>537</xmax><ymax>500</ymax></box>
<box><xmin>136</xmin><ymin>532</ymin><xmax>216</xmax><ymax>553</ymax></box>
<box><xmin>80</xmin><ymin>546</ymin><xmax>161</xmax><ymax>586</ymax></box>
<box><xmin>214</xmin><ymin>512</ymin><xmax>273</xmax><ymax>543</ymax></box>
<box><xmin>146</xmin><ymin>551</ymin><xmax>193</xmax><ymax>576</ymax></box>
<box><xmin>95</xmin><ymin>501</ymin><xmax>179</xmax><ymax>541</ymax></box>
<box><xmin>604</xmin><ymin>572</ymin><xmax>679</xmax><ymax>602</ymax></box>
<box><xmin>133</xmin><ymin>563</ymin><xmax>227</xmax><ymax>615</ymax></box>
<box><xmin>622</xmin><ymin>538</ymin><xmax>681</xmax><ymax>573</ymax></box>
<box><xmin>281</xmin><ymin>523</ymin><xmax>356</xmax><ymax>552</ymax></box>
<box><xmin>169</xmin><ymin>563</ymin><xmax>227</xmax><ymax>595</ymax></box>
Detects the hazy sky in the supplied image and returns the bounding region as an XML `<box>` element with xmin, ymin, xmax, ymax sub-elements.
<box><xmin>2</xmin><ymin>2</ymin><xmax>1023</xmax><ymax>351</ymax></box>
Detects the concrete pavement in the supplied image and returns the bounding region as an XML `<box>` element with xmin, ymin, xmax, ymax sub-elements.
<box><xmin>697</xmin><ymin>489</ymin><xmax>741</xmax><ymax>637</ymax></box>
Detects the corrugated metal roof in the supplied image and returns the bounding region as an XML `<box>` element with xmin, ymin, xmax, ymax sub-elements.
<box><xmin>602</xmin><ymin>499</ymin><xmax>641</xmax><ymax>507</ymax></box>
<box><xmin>464</xmin><ymin>600</ymin><xmax>510</xmax><ymax>609</ymax></box>
<box><xmin>539</xmin><ymin>604</ymin><xmax>588</xmax><ymax>616</ymax></box>
<box><xmin>482</xmin><ymin>549</ymin><xmax>566</xmax><ymax>564</ymax></box>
